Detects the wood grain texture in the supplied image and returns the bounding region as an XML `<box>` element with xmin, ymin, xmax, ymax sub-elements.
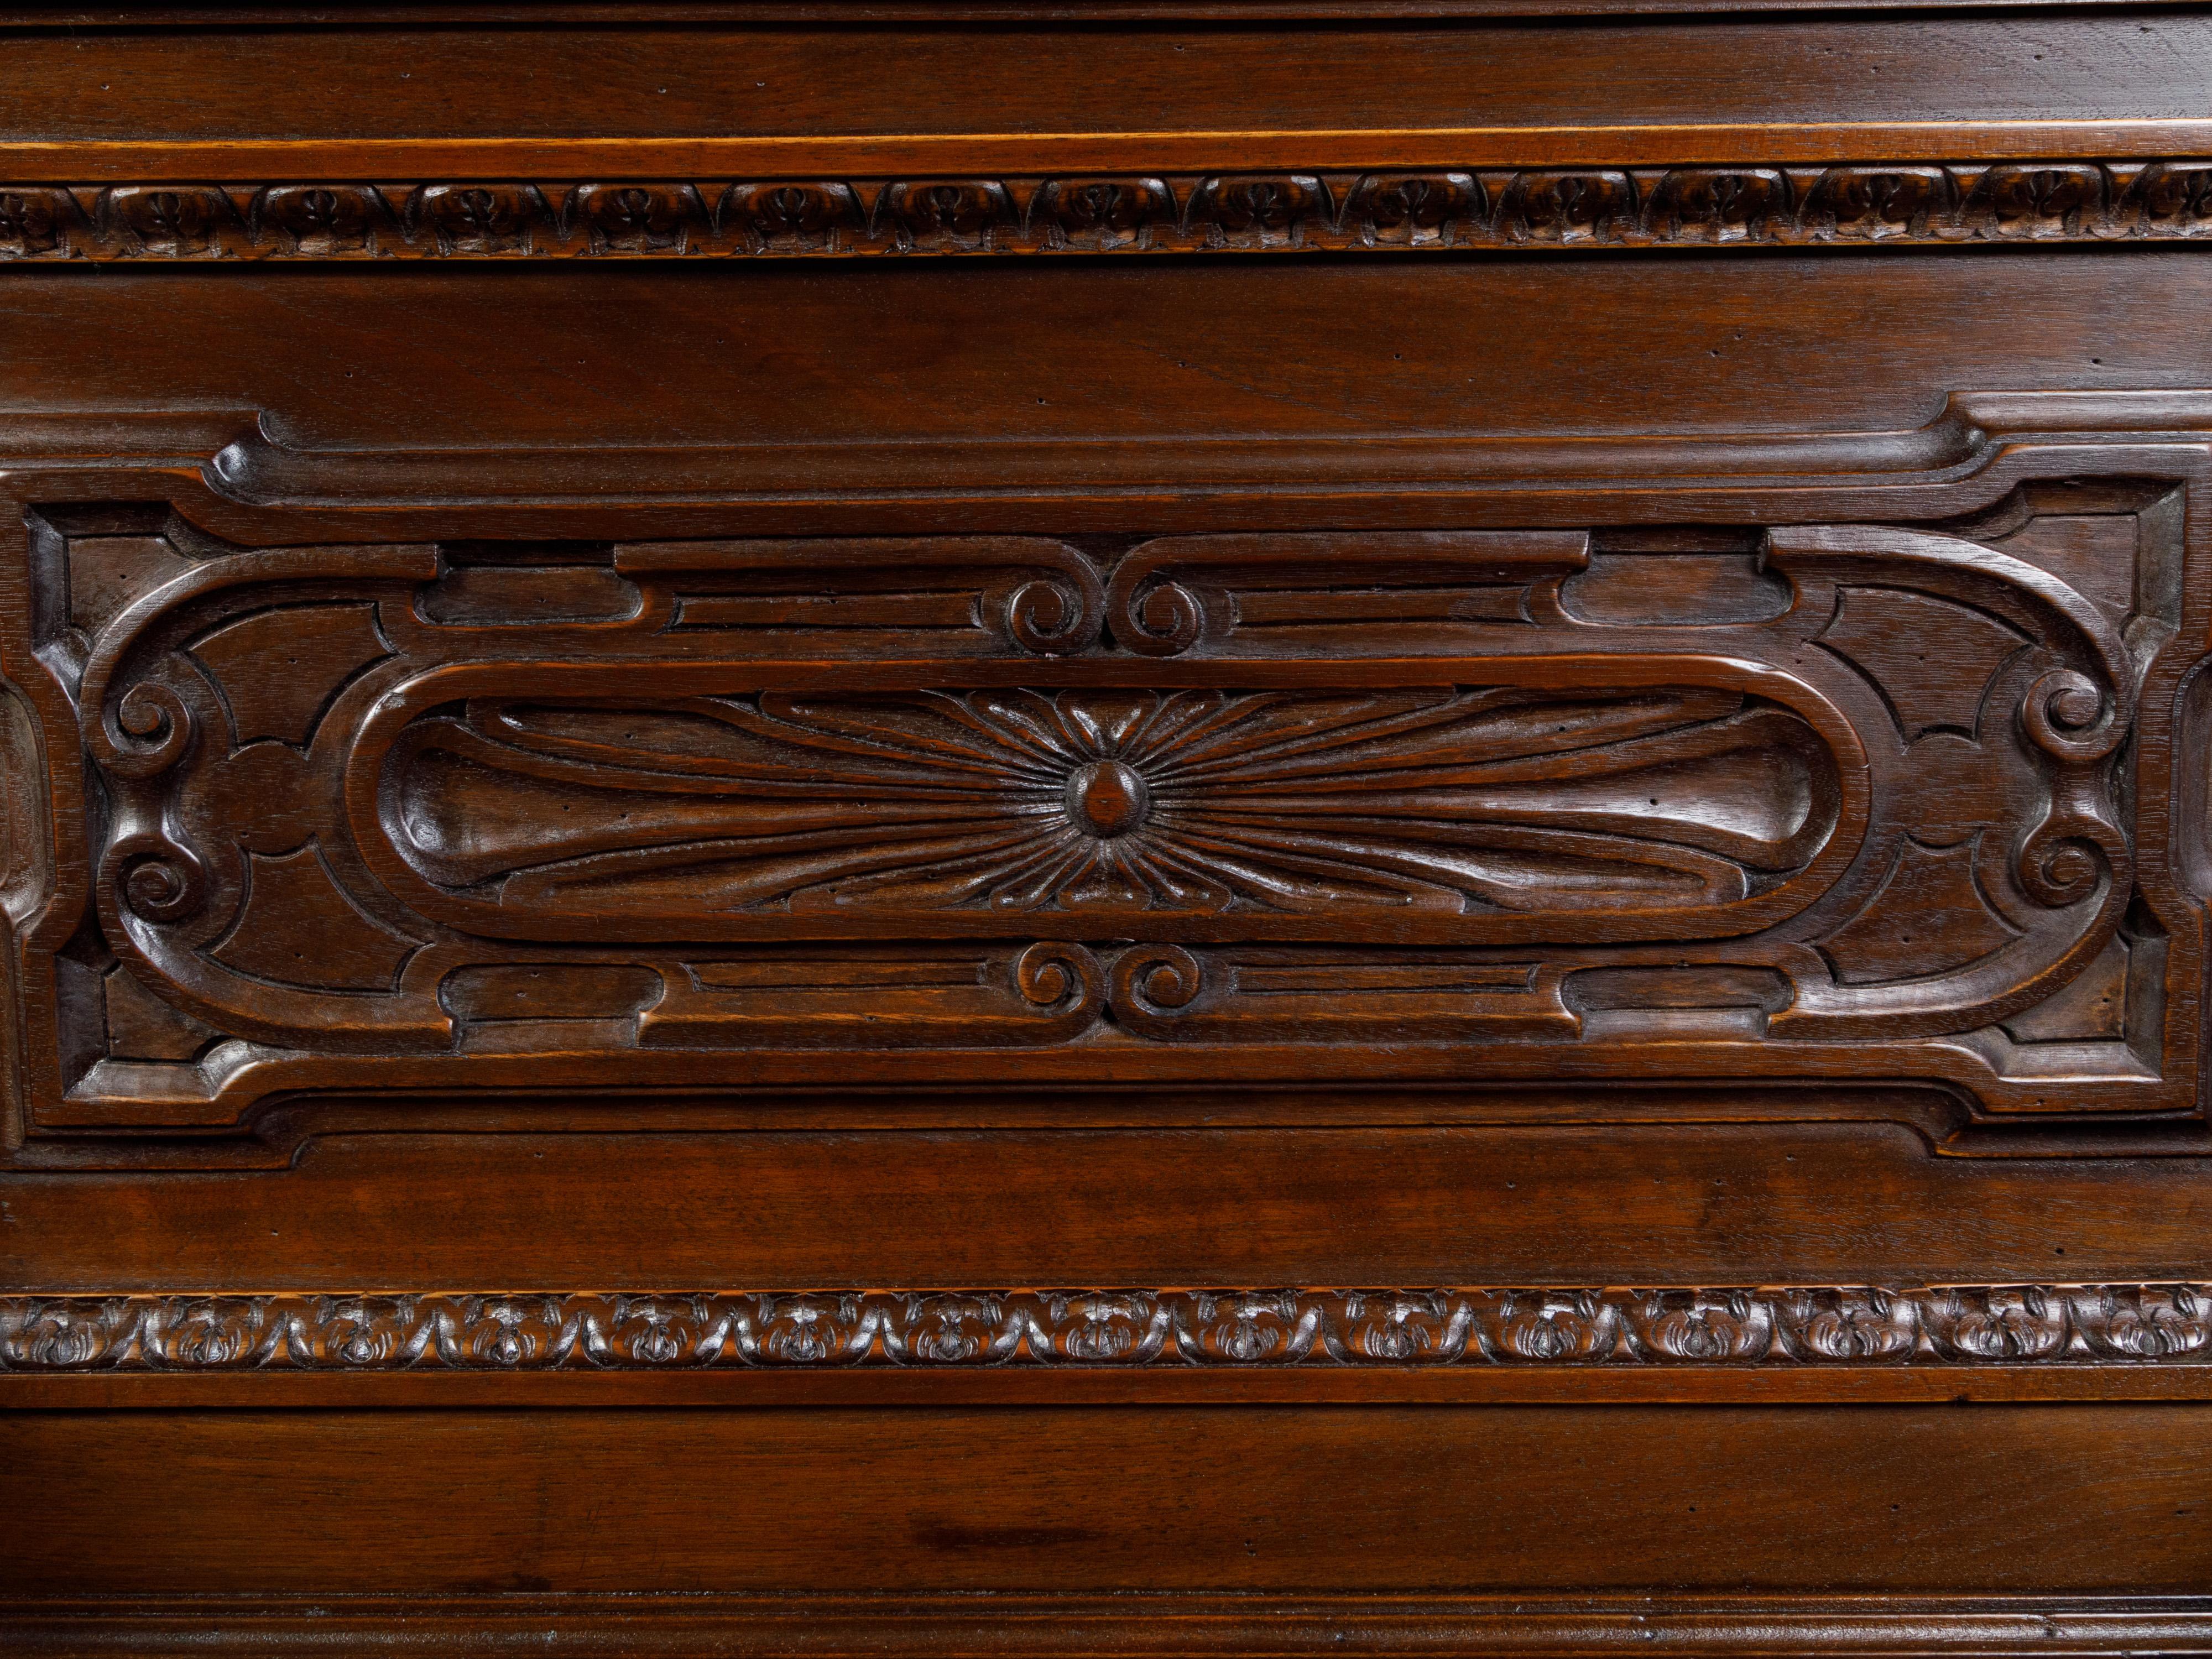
<box><xmin>9</xmin><ymin>1121</ymin><xmax>2209</xmax><ymax>1287</ymax></box>
<box><xmin>4</xmin><ymin>1</ymin><xmax>2212</xmax><ymax>1629</ymax></box>
<box><xmin>3</xmin><ymin>419</ymin><xmax>2201</xmax><ymax>1146</ymax></box>
<box><xmin>7</xmin><ymin>258</ymin><xmax>2212</xmax><ymax>489</ymax></box>
<box><xmin>6</xmin><ymin>1406</ymin><xmax>2211</xmax><ymax>1595</ymax></box>
<box><xmin>5</xmin><ymin>17</ymin><xmax>2208</xmax><ymax>146</ymax></box>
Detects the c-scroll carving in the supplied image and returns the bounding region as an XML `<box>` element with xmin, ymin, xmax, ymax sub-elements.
<box><xmin>1765</xmin><ymin>524</ymin><xmax>2138</xmax><ymax>1039</ymax></box>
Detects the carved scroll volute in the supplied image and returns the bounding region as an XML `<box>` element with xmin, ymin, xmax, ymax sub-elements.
<box><xmin>74</xmin><ymin>541</ymin><xmax>453</xmax><ymax>1052</ymax></box>
<box><xmin>78</xmin><ymin>549</ymin><xmax>433</xmax><ymax>935</ymax></box>
<box><xmin>1762</xmin><ymin>524</ymin><xmax>2139</xmax><ymax>1037</ymax></box>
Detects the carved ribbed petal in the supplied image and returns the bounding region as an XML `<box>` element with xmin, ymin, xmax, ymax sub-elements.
<box><xmin>387</xmin><ymin>686</ymin><xmax>1835</xmax><ymax>921</ymax></box>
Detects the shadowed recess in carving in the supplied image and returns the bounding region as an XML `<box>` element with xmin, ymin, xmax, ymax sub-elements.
<box><xmin>380</xmin><ymin>687</ymin><xmax>1838</xmax><ymax>926</ymax></box>
<box><xmin>101</xmin><ymin>964</ymin><xmax>219</xmax><ymax>1061</ymax></box>
<box><xmin>187</xmin><ymin>603</ymin><xmax>390</xmax><ymax>748</ymax></box>
<box><xmin>1815</xmin><ymin>587</ymin><xmax>2029</xmax><ymax>743</ymax></box>
<box><xmin>1561</xmin><ymin>552</ymin><xmax>1792</xmax><ymax>627</ymax></box>
<box><xmin>208</xmin><ymin>845</ymin><xmax>419</xmax><ymax>993</ymax></box>
<box><xmin>0</xmin><ymin>680</ymin><xmax>49</xmax><ymax>927</ymax></box>
<box><xmin>1816</xmin><ymin>836</ymin><xmax>2022</xmax><ymax>985</ymax></box>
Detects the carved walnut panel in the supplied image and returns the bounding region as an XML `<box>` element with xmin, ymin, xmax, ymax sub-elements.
<box><xmin>9</xmin><ymin>476</ymin><xmax>2195</xmax><ymax>1146</ymax></box>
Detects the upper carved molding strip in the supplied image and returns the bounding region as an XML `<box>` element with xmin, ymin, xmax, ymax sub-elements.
<box><xmin>6</xmin><ymin>1285</ymin><xmax>2210</xmax><ymax>1371</ymax></box>
<box><xmin>2</xmin><ymin>163</ymin><xmax>2208</xmax><ymax>260</ymax></box>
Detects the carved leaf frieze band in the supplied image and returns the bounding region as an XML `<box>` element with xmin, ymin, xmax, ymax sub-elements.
<box><xmin>1</xmin><ymin>162</ymin><xmax>2208</xmax><ymax>261</ymax></box>
<box><xmin>6</xmin><ymin>1286</ymin><xmax>2209</xmax><ymax>1371</ymax></box>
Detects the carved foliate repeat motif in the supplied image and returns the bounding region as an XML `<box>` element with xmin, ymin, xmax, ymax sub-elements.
<box><xmin>2</xmin><ymin>478</ymin><xmax>2200</xmax><ymax>1140</ymax></box>
<box><xmin>0</xmin><ymin>163</ymin><xmax>2208</xmax><ymax>261</ymax></box>
<box><xmin>7</xmin><ymin>1286</ymin><xmax>2210</xmax><ymax>1370</ymax></box>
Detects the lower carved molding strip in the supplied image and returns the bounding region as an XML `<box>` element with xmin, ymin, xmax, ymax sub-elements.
<box><xmin>7</xmin><ymin>1285</ymin><xmax>2211</xmax><ymax>1371</ymax></box>
<box><xmin>3</xmin><ymin>162</ymin><xmax>2209</xmax><ymax>261</ymax></box>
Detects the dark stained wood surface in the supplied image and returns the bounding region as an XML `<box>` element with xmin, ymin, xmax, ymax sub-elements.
<box><xmin>3</xmin><ymin>1</ymin><xmax>2210</xmax><ymax>1647</ymax></box>
<box><xmin>11</xmin><ymin>1124</ymin><xmax>2212</xmax><ymax>1288</ymax></box>
<box><xmin>9</xmin><ymin>17</ymin><xmax>2211</xmax><ymax>144</ymax></box>
<box><xmin>2</xmin><ymin>256</ymin><xmax>2208</xmax><ymax>460</ymax></box>
<box><xmin>14</xmin><ymin>1405</ymin><xmax>2212</xmax><ymax>1594</ymax></box>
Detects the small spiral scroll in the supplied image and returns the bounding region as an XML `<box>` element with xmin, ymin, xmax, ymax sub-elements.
<box><xmin>1114</xmin><ymin>579</ymin><xmax>1204</xmax><ymax>656</ymax></box>
<box><xmin>1110</xmin><ymin>945</ymin><xmax>1204</xmax><ymax>1016</ymax></box>
<box><xmin>100</xmin><ymin>681</ymin><xmax>196</xmax><ymax>779</ymax></box>
<box><xmin>1012</xmin><ymin>941</ymin><xmax>1105</xmax><ymax>1016</ymax></box>
<box><xmin>1004</xmin><ymin>578</ymin><xmax>1103</xmax><ymax>656</ymax></box>
<box><xmin>2012</xmin><ymin>667</ymin><xmax>2130</xmax><ymax>907</ymax></box>
<box><xmin>2021</xmin><ymin>668</ymin><xmax>2123</xmax><ymax>761</ymax></box>
<box><xmin>2018</xmin><ymin>833</ymin><xmax>2101</xmax><ymax>906</ymax></box>
<box><xmin>2016</xmin><ymin>797</ymin><xmax>2127</xmax><ymax>909</ymax></box>
<box><xmin>107</xmin><ymin>831</ymin><xmax>209</xmax><ymax>924</ymax></box>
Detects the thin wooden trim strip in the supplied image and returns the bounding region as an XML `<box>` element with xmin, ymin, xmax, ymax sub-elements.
<box><xmin>6</xmin><ymin>1594</ymin><xmax>2212</xmax><ymax>1657</ymax></box>
<box><xmin>2</xmin><ymin>121</ymin><xmax>2211</xmax><ymax>181</ymax></box>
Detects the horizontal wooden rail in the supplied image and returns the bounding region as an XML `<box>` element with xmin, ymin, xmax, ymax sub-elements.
<box><xmin>4</xmin><ymin>120</ymin><xmax>2212</xmax><ymax>181</ymax></box>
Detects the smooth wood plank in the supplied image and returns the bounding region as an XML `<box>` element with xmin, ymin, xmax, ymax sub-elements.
<box><xmin>10</xmin><ymin>1405</ymin><xmax>2211</xmax><ymax>1594</ymax></box>
<box><xmin>3</xmin><ymin>18</ymin><xmax>2208</xmax><ymax>146</ymax></box>
<box><xmin>7</xmin><ymin>1124</ymin><xmax>2210</xmax><ymax>1290</ymax></box>
<box><xmin>7</xmin><ymin>254</ymin><xmax>2212</xmax><ymax>457</ymax></box>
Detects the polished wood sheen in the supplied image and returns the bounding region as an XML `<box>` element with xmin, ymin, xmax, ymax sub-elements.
<box><xmin>3</xmin><ymin>1</ymin><xmax>2210</xmax><ymax>1650</ymax></box>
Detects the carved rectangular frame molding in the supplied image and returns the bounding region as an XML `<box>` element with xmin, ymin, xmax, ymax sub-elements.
<box><xmin>3</xmin><ymin>391</ymin><xmax>2211</xmax><ymax>1167</ymax></box>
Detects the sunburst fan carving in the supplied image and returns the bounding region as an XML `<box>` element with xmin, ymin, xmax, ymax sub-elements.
<box><xmin>390</xmin><ymin>686</ymin><xmax>1835</xmax><ymax>918</ymax></box>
